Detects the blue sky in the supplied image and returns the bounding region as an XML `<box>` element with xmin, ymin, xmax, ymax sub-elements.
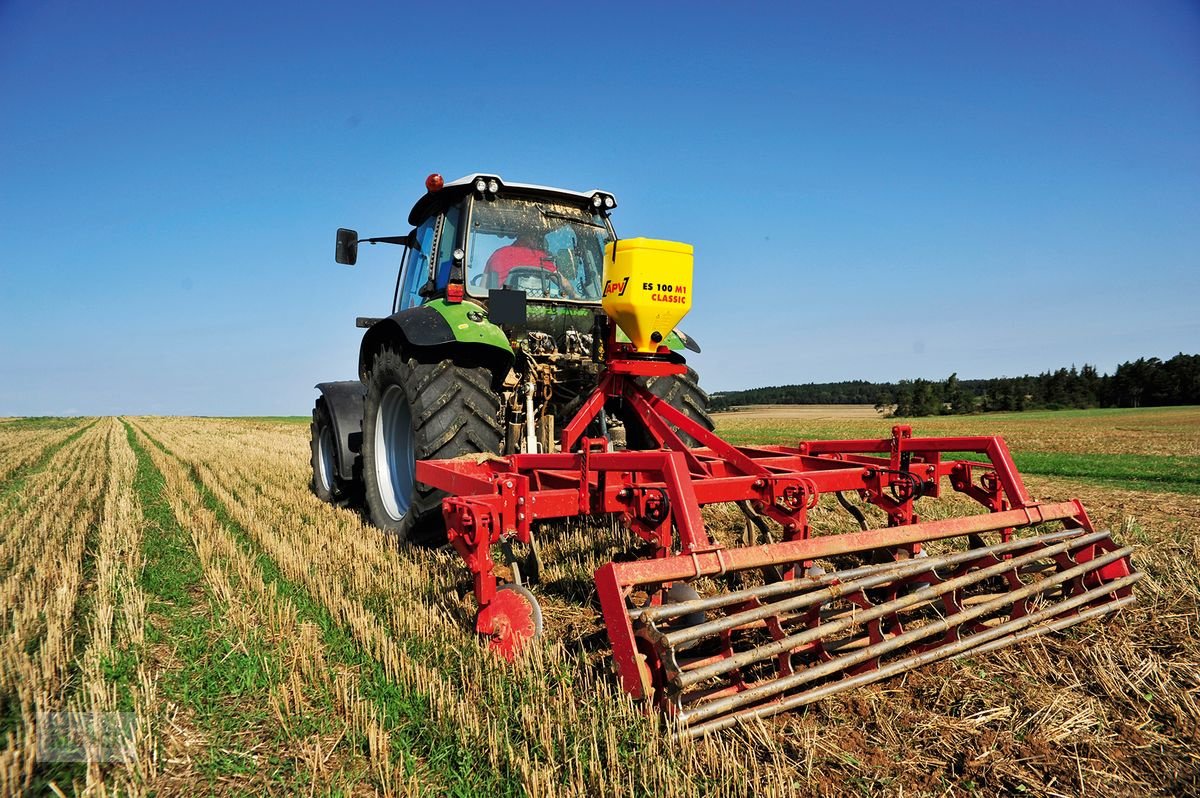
<box><xmin>1</xmin><ymin>1</ymin><xmax>1197</xmax><ymax>415</ymax></box>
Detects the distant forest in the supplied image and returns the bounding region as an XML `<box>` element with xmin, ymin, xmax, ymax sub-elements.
<box><xmin>709</xmin><ymin>353</ymin><xmax>1200</xmax><ymax>416</ymax></box>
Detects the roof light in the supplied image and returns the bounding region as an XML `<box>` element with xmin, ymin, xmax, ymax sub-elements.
<box><xmin>603</xmin><ymin>195</ymin><xmax>615</xmax><ymax>208</ymax></box>
<box><xmin>474</xmin><ymin>177</ymin><xmax>488</xmax><ymax>192</ymax></box>
<box><xmin>487</xmin><ymin>178</ymin><xmax>499</xmax><ymax>193</ymax></box>
<box><xmin>592</xmin><ymin>194</ymin><xmax>603</xmax><ymax>208</ymax></box>
<box><xmin>425</xmin><ymin>173</ymin><xmax>444</xmax><ymax>192</ymax></box>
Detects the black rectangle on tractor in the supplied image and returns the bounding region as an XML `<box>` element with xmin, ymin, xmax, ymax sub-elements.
<box><xmin>488</xmin><ymin>288</ymin><xmax>528</xmax><ymax>326</ymax></box>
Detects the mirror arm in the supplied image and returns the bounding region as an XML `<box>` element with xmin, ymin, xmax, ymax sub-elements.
<box><xmin>360</xmin><ymin>234</ymin><xmax>414</xmax><ymax>247</ymax></box>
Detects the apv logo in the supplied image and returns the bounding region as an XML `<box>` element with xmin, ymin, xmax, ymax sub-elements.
<box><xmin>602</xmin><ymin>276</ymin><xmax>629</xmax><ymax>297</ymax></box>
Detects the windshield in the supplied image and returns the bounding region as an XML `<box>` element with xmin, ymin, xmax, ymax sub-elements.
<box><xmin>465</xmin><ymin>197</ymin><xmax>612</xmax><ymax>302</ymax></box>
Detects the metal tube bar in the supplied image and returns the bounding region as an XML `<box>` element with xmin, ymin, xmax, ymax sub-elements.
<box><xmin>674</xmin><ymin>540</ymin><xmax>1129</xmax><ymax>690</ymax></box>
<box><xmin>662</xmin><ymin>530</ymin><xmax>1108</xmax><ymax>649</ymax></box>
<box><xmin>608</xmin><ymin>501</ymin><xmax>1083</xmax><ymax>588</ymax></box>
<box><xmin>633</xmin><ymin>528</ymin><xmax>1084</xmax><ymax>624</ymax></box>
<box><xmin>636</xmin><ymin>528</ymin><xmax>1087</xmax><ymax>623</ymax></box>
<box><xmin>950</xmin><ymin>597</ymin><xmax>1131</xmax><ymax>662</ymax></box>
<box><xmin>680</xmin><ymin>590</ymin><xmax>1137</xmax><ymax>738</ymax></box>
<box><xmin>678</xmin><ymin>570</ymin><xmax>1139</xmax><ymax>733</ymax></box>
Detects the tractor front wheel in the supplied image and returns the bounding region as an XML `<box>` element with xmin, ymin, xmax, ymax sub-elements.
<box><xmin>310</xmin><ymin>400</ymin><xmax>354</xmax><ymax>505</ymax></box>
<box><xmin>361</xmin><ymin>348</ymin><xmax>502</xmax><ymax>546</ymax></box>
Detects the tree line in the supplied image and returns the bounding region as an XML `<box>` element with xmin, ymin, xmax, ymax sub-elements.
<box><xmin>708</xmin><ymin>353</ymin><xmax>1200</xmax><ymax>416</ymax></box>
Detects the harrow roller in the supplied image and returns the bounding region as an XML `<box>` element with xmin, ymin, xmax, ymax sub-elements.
<box><xmin>677</xmin><ymin>584</ymin><xmax>1138</xmax><ymax>738</ymax></box>
<box><xmin>638</xmin><ymin>532</ymin><xmax>1137</xmax><ymax>735</ymax></box>
<box><xmin>643</xmin><ymin>531</ymin><xmax>1124</xmax><ymax>683</ymax></box>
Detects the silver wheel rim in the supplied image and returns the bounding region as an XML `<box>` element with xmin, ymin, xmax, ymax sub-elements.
<box><xmin>376</xmin><ymin>384</ymin><xmax>415</xmax><ymax>521</ymax></box>
<box><xmin>317</xmin><ymin>424</ymin><xmax>336</xmax><ymax>493</ymax></box>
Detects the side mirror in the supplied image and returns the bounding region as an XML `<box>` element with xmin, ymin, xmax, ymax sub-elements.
<box><xmin>335</xmin><ymin>228</ymin><xmax>358</xmax><ymax>265</ymax></box>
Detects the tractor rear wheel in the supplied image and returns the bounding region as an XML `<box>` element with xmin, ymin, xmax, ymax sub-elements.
<box><xmin>310</xmin><ymin>400</ymin><xmax>353</xmax><ymax>505</ymax></box>
<box><xmin>624</xmin><ymin>366</ymin><xmax>715</xmax><ymax>449</ymax></box>
<box><xmin>361</xmin><ymin>347</ymin><xmax>502</xmax><ymax>546</ymax></box>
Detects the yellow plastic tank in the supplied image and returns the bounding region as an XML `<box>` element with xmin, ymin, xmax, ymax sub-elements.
<box><xmin>601</xmin><ymin>238</ymin><xmax>693</xmax><ymax>353</ymax></box>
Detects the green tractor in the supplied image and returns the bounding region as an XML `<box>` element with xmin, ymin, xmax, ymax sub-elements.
<box><xmin>312</xmin><ymin>173</ymin><xmax>713</xmax><ymax>545</ymax></box>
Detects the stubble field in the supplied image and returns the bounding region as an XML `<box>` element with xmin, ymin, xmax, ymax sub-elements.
<box><xmin>1</xmin><ymin>407</ymin><xmax>1197</xmax><ymax>796</ymax></box>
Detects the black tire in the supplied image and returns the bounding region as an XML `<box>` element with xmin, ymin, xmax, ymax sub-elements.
<box><xmin>310</xmin><ymin>400</ymin><xmax>352</xmax><ymax>505</ymax></box>
<box><xmin>623</xmin><ymin>366</ymin><xmax>715</xmax><ymax>449</ymax></box>
<box><xmin>360</xmin><ymin>347</ymin><xmax>502</xmax><ymax>546</ymax></box>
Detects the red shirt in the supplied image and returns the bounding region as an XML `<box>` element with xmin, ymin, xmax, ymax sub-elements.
<box><xmin>485</xmin><ymin>245</ymin><xmax>557</xmax><ymax>284</ymax></box>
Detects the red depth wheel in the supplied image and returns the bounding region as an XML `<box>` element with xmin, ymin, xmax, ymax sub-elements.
<box><xmin>486</xmin><ymin>584</ymin><xmax>543</xmax><ymax>660</ymax></box>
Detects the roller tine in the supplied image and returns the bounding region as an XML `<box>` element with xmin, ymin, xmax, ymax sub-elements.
<box><xmin>637</xmin><ymin>528</ymin><xmax>1103</xmax><ymax>624</ymax></box>
<box><xmin>662</xmin><ymin>529</ymin><xmax>1111</xmax><ymax>649</ymax></box>
<box><xmin>680</xmin><ymin>590</ymin><xmax>1138</xmax><ymax>739</ymax></box>
<box><xmin>675</xmin><ymin>550</ymin><xmax>1136</xmax><ymax>723</ymax></box>
<box><xmin>671</xmin><ymin>539</ymin><xmax>1127</xmax><ymax>690</ymax></box>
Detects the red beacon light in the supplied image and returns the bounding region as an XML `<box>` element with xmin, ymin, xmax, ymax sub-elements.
<box><xmin>425</xmin><ymin>173</ymin><xmax>444</xmax><ymax>192</ymax></box>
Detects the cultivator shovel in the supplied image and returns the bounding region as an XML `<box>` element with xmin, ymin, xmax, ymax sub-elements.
<box><xmin>415</xmin><ymin>238</ymin><xmax>1139</xmax><ymax>735</ymax></box>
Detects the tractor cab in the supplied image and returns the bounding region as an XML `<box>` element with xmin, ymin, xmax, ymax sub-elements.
<box><xmin>398</xmin><ymin>173</ymin><xmax>616</xmax><ymax>311</ymax></box>
<box><xmin>464</xmin><ymin>195</ymin><xmax>610</xmax><ymax>302</ymax></box>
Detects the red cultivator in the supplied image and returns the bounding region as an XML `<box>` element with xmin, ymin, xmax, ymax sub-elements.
<box><xmin>416</xmin><ymin>350</ymin><xmax>1140</xmax><ymax>736</ymax></box>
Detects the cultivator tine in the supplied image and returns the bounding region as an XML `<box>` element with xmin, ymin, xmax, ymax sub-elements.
<box><xmin>642</xmin><ymin>532</ymin><xmax>1141</xmax><ymax>738</ymax></box>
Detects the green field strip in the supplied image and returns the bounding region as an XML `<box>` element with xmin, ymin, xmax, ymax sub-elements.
<box><xmin>0</xmin><ymin>416</ymin><xmax>90</xmax><ymax>430</ymax></box>
<box><xmin>1012</xmin><ymin>452</ymin><xmax>1200</xmax><ymax>495</ymax></box>
<box><xmin>951</xmin><ymin>405</ymin><xmax>1200</xmax><ymax>422</ymax></box>
<box><xmin>717</xmin><ymin>423</ymin><xmax>1199</xmax><ymax>496</ymax></box>
<box><xmin>124</xmin><ymin>421</ymin><xmax>338</xmax><ymax>793</ymax></box>
<box><xmin>132</xmin><ymin>423</ymin><xmax>516</xmax><ymax>797</ymax></box>
<box><xmin>908</xmin><ymin>450</ymin><xmax>1200</xmax><ymax>496</ymax></box>
<box><xmin>0</xmin><ymin>417</ymin><xmax>99</xmax><ymax>504</ymax></box>
<box><xmin>143</xmin><ymin>428</ymin><xmax>696</xmax><ymax>797</ymax></box>
<box><xmin>137</xmin><ymin>422</ymin><xmax>678</xmax><ymax>797</ymax></box>
<box><xmin>62</xmin><ymin>425</ymin><xmax>108</xmax><ymax>697</ymax></box>
<box><xmin>9</xmin><ymin>422</ymin><xmax>108</xmax><ymax>793</ymax></box>
<box><xmin>54</xmin><ymin>440</ymin><xmax>109</xmax><ymax>794</ymax></box>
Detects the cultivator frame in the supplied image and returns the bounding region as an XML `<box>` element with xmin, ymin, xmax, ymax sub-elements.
<box><xmin>416</xmin><ymin>349</ymin><xmax>1139</xmax><ymax>734</ymax></box>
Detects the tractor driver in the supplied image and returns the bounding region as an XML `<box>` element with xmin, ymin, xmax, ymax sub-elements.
<box><xmin>485</xmin><ymin>229</ymin><xmax>578</xmax><ymax>298</ymax></box>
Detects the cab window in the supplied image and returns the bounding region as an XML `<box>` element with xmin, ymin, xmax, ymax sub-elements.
<box><xmin>398</xmin><ymin>217</ymin><xmax>436</xmax><ymax>311</ymax></box>
<box><xmin>434</xmin><ymin>206</ymin><xmax>461</xmax><ymax>290</ymax></box>
<box><xmin>465</xmin><ymin>197</ymin><xmax>609</xmax><ymax>301</ymax></box>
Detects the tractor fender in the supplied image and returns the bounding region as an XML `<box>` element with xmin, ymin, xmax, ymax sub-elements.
<box><xmin>358</xmin><ymin>300</ymin><xmax>515</xmax><ymax>383</ymax></box>
<box><xmin>314</xmin><ymin>380</ymin><xmax>366</xmax><ymax>482</ymax></box>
